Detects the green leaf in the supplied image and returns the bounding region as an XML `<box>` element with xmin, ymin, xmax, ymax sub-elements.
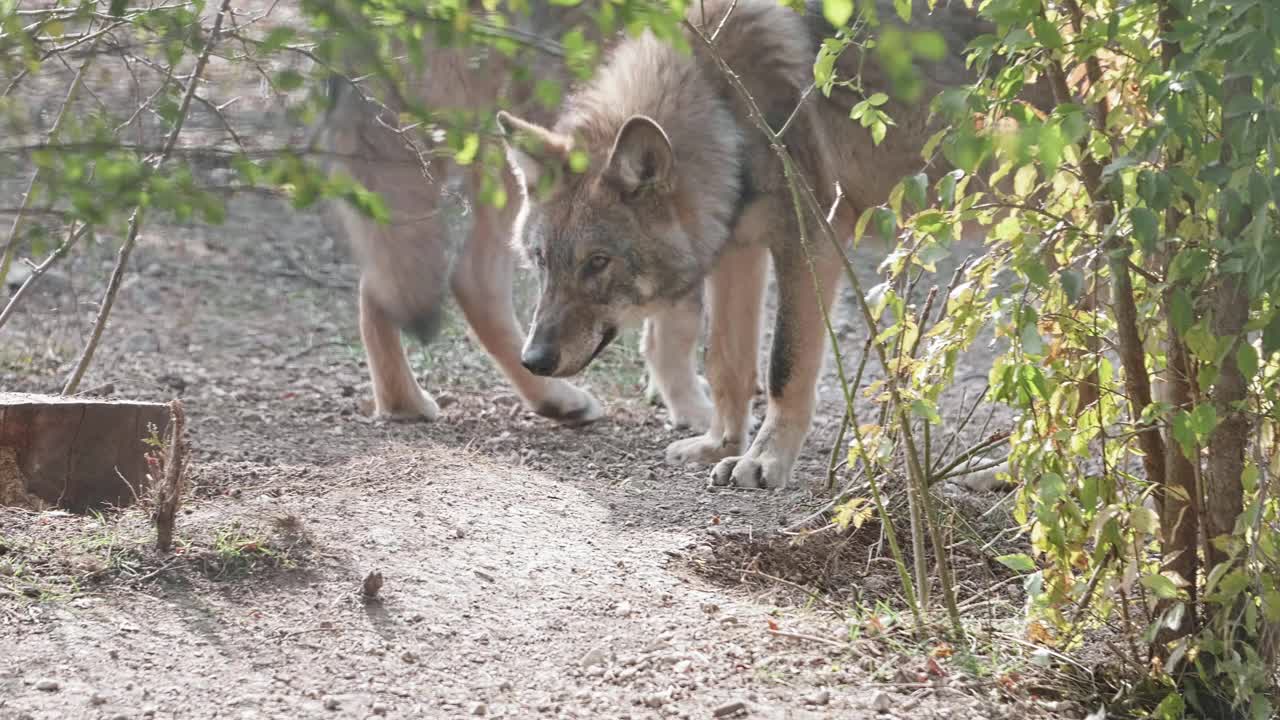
<box><xmin>1264</xmin><ymin>313</ymin><xmax>1280</xmax><ymax>356</ymax></box>
<box><xmin>1237</xmin><ymin>342</ymin><xmax>1258</xmax><ymax>380</ymax></box>
<box><xmin>1059</xmin><ymin>269</ymin><xmax>1083</xmax><ymax>304</ymax></box>
<box><xmin>893</xmin><ymin>0</ymin><xmax>912</xmax><ymax>22</ymax></box>
<box><xmin>937</xmin><ymin>170</ymin><xmax>960</xmax><ymax>208</ymax></box>
<box><xmin>568</xmin><ymin>149</ymin><xmax>590</xmax><ymax>173</ymax></box>
<box><xmin>1141</xmin><ymin>573</ymin><xmax>1179</xmax><ymax>600</ymax></box>
<box><xmin>1013</xmin><ymin>164</ymin><xmax>1037</xmax><ymax>196</ymax></box>
<box><xmin>1170</xmin><ymin>287</ymin><xmax>1194</xmax><ymax>336</ymax></box>
<box><xmin>259</xmin><ymin>26</ymin><xmax>296</xmax><ymax>54</ymax></box>
<box><xmin>870</xmin><ymin>120</ymin><xmax>887</xmax><ymax>146</ymax></box>
<box><xmin>274</xmin><ymin>69</ymin><xmax>305</xmax><ymax>92</ymax></box>
<box><xmin>1131</xmin><ymin>207</ymin><xmax>1158</xmax><ymax>252</ymax></box>
<box><xmin>1169</xmin><ymin>248</ymin><xmax>1210</xmax><ymax>283</ymax></box>
<box><xmin>911</xmin><ymin>398</ymin><xmax>942</xmax><ymax>424</ymax></box>
<box><xmin>823</xmin><ymin>0</ymin><xmax>854</xmax><ymax>27</ymax></box>
<box><xmin>867</xmin><ymin>92</ymin><xmax>889</xmax><ymax>107</ymax></box>
<box><xmin>1152</xmin><ymin>692</ymin><xmax>1185</xmax><ymax>720</ymax></box>
<box><xmin>1225</xmin><ymin>93</ymin><xmax>1264</xmax><ymax>118</ymax></box>
<box><xmin>1262</xmin><ymin>590</ymin><xmax>1280</xmax><ymax>623</ymax></box>
<box><xmin>996</xmin><ymin>554</ymin><xmax>1036</xmax><ymax>573</ymax></box>
<box><xmin>1252</xmin><ymin>695</ymin><xmax>1274</xmax><ymax>720</ymax></box>
<box><xmin>1189</xmin><ymin>404</ymin><xmax>1217</xmax><ymax>439</ymax></box>
<box><xmin>814</xmin><ymin>39</ymin><xmax>842</xmax><ymax>94</ymax></box>
<box><xmin>901</xmin><ymin>172</ymin><xmax>928</xmax><ymax>212</ymax></box>
<box><xmin>109</xmin><ymin>0</ymin><xmax>129</xmax><ymax>16</ymax></box>
<box><xmin>872</xmin><ymin>207</ymin><xmax>896</xmax><ymax>242</ymax></box>
<box><xmin>1214</xmin><ymin>570</ymin><xmax>1250</xmax><ymax>601</ymax></box>
<box><xmin>909</xmin><ymin>30</ymin><xmax>946</xmax><ymax>61</ymax></box>
<box><xmin>454</xmin><ymin>133</ymin><xmax>481</xmax><ymax>165</ymax></box>
<box><xmin>1031</xmin><ymin>17</ymin><xmax>1063</xmax><ymax>50</ymax></box>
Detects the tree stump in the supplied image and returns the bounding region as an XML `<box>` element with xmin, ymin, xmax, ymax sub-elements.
<box><xmin>0</xmin><ymin>392</ymin><xmax>171</xmax><ymax>512</ymax></box>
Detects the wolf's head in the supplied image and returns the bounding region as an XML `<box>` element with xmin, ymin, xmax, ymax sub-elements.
<box><xmin>496</xmin><ymin>110</ymin><xmax>721</xmax><ymax>378</ymax></box>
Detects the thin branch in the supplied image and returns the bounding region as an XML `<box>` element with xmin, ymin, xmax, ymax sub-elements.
<box><xmin>0</xmin><ymin>224</ymin><xmax>92</xmax><ymax>332</ymax></box>
<box><xmin>62</xmin><ymin>0</ymin><xmax>234</xmax><ymax>394</ymax></box>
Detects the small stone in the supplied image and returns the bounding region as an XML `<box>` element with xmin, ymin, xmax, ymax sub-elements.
<box><xmin>871</xmin><ymin>691</ymin><xmax>893</xmax><ymax>714</ymax></box>
<box><xmin>497</xmin><ymin>680</ymin><xmax>513</xmax><ymax>692</ymax></box>
<box><xmin>469</xmin><ymin>702</ymin><xmax>488</xmax><ymax>716</ymax></box>
<box><xmin>323</xmin><ymin>696</ymin><xmax>341</xmax><ymax>711</ymax></box>
<box><xmin>807</xmin><ymin>689</ymin><xmax>831</xmax><ymax>706</ymax></box>
<box><xmin>35</xmin><ymin>679</ymin><xmax>60</xmax><ymax>692</ymax></box>
<box><xmin>614</xmin><ymin>601</ymin><xmax>632</xmax><ymax>617</ymax></box>
<box><xmin>362</xmin><ymin>571</ymin><xmax>384</xmax><ymax>598</ymax></box>
<box><xmin>673</xmin><ymin>660</ymin><xmax>692</xmax><ymax>674</ymax></box>
<box><xmin>580</xmin><ymin>647</ymin><xmax>610</xmax><ymax>668</ymax></box>
<box><xmin>90</xmin><ymin>692</ymin><xmax>107</xmax><ymax>705</ymax></box>
<box><xmin>371</xmin><ymin>702</ymin><xmax>389</xmax><ymax>716</ymax></box>
<box><xmin>453</xmin><ymin>526</ymin><xmax>466</xmax><ymax>539</ymax></box>
<box><xmin>712</xmin><ymin>700</ymin><xmax>747</xmax><ymax>717</ymax></box>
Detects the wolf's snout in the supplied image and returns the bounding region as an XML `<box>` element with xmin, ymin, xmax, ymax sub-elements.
<box><xmin>521</xmin><ymin>343</ymin><xmax>561</xmax><ymax>376</ymax></box>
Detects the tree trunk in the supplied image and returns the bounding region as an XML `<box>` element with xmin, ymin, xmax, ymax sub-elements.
<box><xmin>1206</xmin><ymin>272</ymin><xmax>1249</xmax><ymax>569</ymax></box>
<box><xmin>1159</xmin><ymin>324</ymin><xmax>1199</xmax><ymax>640</ymax></box>
<box><xmin>1111</xmin><ymin>257</ymin><xmax>1167</xmax><ymax>494</ymax></box>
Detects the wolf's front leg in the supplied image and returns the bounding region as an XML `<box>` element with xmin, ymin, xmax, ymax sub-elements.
<box><xmin>665</xmin><ymin>244</ymin><xmax>767</xmax><ymax>466</ymax></box>
<box><xmin>452</xmin><ymin>202</ymin><xmax>603</xmax><ymax>426</ymax></box>
<box><xmin>711</xmin><ymin>244</ymin><xmax>845</xmax><ymax>489</ymax></box>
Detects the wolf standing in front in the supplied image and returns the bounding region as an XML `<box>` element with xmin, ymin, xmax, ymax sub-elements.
<box><xmin>497</xmin><ymin>0</ymin><xmax>998</xmax><ymax>489</ymax></box>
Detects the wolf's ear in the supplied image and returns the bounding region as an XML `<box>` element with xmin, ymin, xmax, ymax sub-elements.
<box><xmin>496</xmin><ymin>111</ymin><xmax>571</xmax><ymax>192</ymax></box>
<box><xmin>604</xmin><ymin>115</ymin><xmax>674</xmax><ymax>198</ymax></box>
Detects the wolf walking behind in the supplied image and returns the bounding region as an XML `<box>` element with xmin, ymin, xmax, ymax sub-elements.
<box><xmin>496</xmin><ymin>0</ymin><xmax>1009</xmax><ymax>489</ymax></box>
<box><xmin>315</xmin><ymin>3</ymin><xmax>714</xmax><ymax>431</ymax></box>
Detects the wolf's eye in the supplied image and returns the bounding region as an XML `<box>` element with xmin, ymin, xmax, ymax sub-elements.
<box><xmin>584</xmin><ymin>254</ymin><xmax>611</xmax><ymax>276</ymax></box>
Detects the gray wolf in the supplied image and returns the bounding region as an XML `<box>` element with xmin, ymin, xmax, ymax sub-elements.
<box><xmin>496</xmin><ymin>0</ymin><xmax>1015</xmax><ymax>488</ymax></box>
<box><xmin>314</xmin><ymin>2</ymin><xmax>714</xmax><ymax>430</ymax></box>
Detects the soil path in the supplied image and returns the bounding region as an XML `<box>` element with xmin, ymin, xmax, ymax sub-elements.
<box><xmin>0</xmin><ymin>181</ymin><xmax>1036</xmax><ymax>719</ymax></box>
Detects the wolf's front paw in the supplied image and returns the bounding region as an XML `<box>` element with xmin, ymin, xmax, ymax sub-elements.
<box><xmin>532</xmin><ymin>381</ymin><xmax>605</xmax><ymax>427</ymax></box>
<box><xmin>665</xmin><ymin>432</ymin><xmax>739</xmax><ymax>466</ymax></box>
<box><xmin>710</xmin><ymin>452</ymin><xmax>795</xmax><ymax>490</ymax></box>
<box><xmin>370</xmin><ymin>390</ymin><xmax>439</xmax><ymax>422</ymax></box>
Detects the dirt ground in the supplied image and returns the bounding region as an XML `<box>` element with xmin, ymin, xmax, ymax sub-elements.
<box><xmin>0</xmin><ymin>6</ymin><xmax>1093</xmax><ymax>719</ymax></box>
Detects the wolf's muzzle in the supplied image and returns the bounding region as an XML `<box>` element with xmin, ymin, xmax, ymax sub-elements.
<box><xmin>521</xmin><ymin>342</ymin><xmax>561</xmax><ymax>376</ymax></box>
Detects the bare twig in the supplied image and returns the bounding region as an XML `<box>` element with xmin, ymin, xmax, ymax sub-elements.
<box><xmin>0</xmin><ymin>38</ymin><xmax>96</xmax><ymax>291</ymax></box>
<box><xmin>153</xmin><ymin>400</ymin><xmax>188</xmax><ymax>552</ymax></box>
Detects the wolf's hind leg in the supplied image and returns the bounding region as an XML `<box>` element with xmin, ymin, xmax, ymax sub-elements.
<box><xmin>642</xmin><ymin>289</ymin><xmax>713</xmax><ymax>432</ymax></box>
<box><xmin>359</xmin><ymin>275</ymin><xmax>440</xmax><ymax>421</ymax></box>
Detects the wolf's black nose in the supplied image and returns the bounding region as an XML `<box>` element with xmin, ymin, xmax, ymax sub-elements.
<box><xmin>521</xmin><ymin>345</ymin><xmax>560</xmax><ymax>376</ymax></box>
